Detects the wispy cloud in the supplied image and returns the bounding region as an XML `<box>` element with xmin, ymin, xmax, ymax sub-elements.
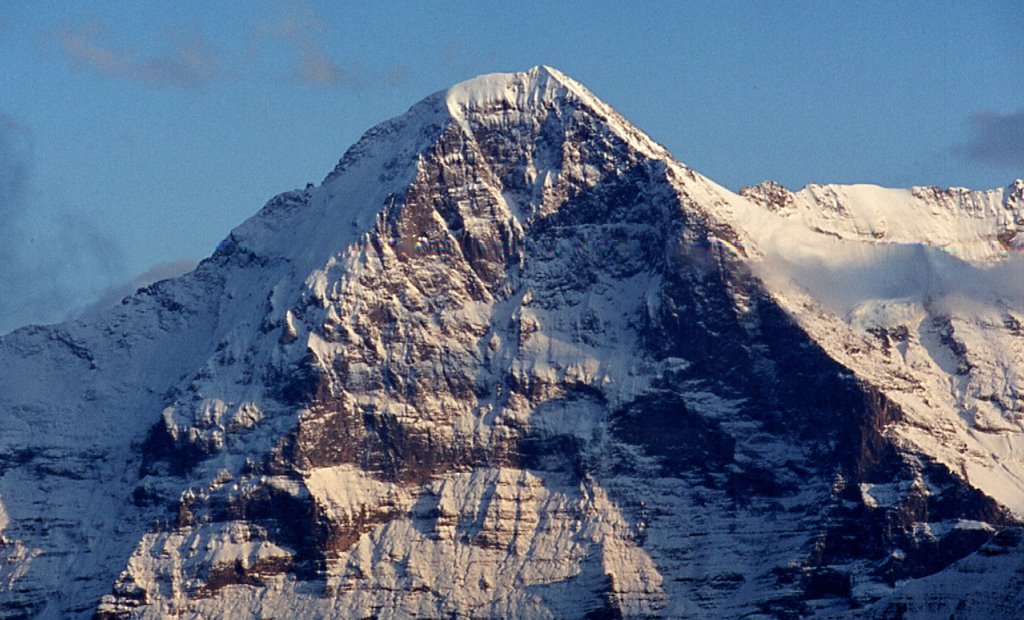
<box><xmin>442</xmin><ymin>43</ymin><xmax>462</xmax><ymax>68</ymax></box>
<box><xmin>957</xmin><ymin>108</ymin><xmax>1024</xmax><ymax>170</ymax></box>
<box><xmin>385</xmin><ymin>64</ymin><xmax>412</xmax><ymax>88</ymax></box>
<box><xmin>296</xmin><ymin>45</ymin><xmax>343</xmax><ymax>86</ymax></box>
<box><xmin>58</xmin><ymin>21</ymin><xmax>222</xmax><ymax>89</ymax></box>
<box><xmin>77</xmin><ymin>258</ymin><xmax>199</xmax><ymax>319</ymax></box>
<box><xmin>0</xmin><ymin>114</ymin><xmax>126</xmax><ymax>334</ymax></box>
<box><xmin>258</xmin><ymin>4</ymin><xmax>345</xmax><ymax>87</ymax></box>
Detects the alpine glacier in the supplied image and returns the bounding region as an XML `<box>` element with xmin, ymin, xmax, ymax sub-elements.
<box><xmin>2</xmin><ymin>66</ymin><xmax>1023</xmax><ymax>619</ymax></box>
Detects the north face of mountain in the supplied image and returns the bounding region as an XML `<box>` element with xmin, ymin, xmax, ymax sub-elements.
<box><xmin>1</xmin><ymin>67</ymin><xmax>1022</xmax><ymax>619</ymax></box>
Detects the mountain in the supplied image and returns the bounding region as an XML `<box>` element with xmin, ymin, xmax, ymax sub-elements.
<box><xmin>2</xmin><ymin>66</ymin><xmax>1024</xmax><ymax>619</ymax></box>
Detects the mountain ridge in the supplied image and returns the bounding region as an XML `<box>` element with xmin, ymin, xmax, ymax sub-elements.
<box><xmin>741</xmin><ymin>178</ymin><xmax>1024</xmax><ymax>260</ymax></box>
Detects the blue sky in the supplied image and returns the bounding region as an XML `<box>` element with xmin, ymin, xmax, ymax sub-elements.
<box><xmin>0</xmin><ymin>1</ymin><xmax>1021</xmax><ymax>332</ymax></box>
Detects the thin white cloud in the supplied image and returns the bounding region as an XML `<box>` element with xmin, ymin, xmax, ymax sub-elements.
<box><xmin>385</xmin><ymin>64</ymin><xmax>412</xmax><ymax>88</ymax></box>
<box><xmin>58</xmin><ymin>21</ymin><xmax>222</xmax><ymax>89</ymax></box>
<box><xmin>257</xmin><ymin>5</ymin><xmax>326</xmax><ymax>39</ymax></box>
<box><xmin>77</xmin><ymin>258</ymin><xmax>200</xmax><ymax>319</ymax></box>
<box><xmin>296</xmin><ymin>45</ymin><xmax>343</xmax><ymax>86</ymax></box>
<box><xmin>252</xmin><ymin>3</ymin><xmax>411</xmax><ymax>89</ymax></box>
<box><xmin>257</xmin><ymin>3</ymin><xmax>345</xmax><ymax>87</ymax></box>
<box><xmin>0</xmin><ymin>115</ymin><xmax>127</xmax><ymax>334</ymax></box>
<box><xmin>442</xmin><ymin>43</ymin><xmax>462</xmax><ymax>68</ymax></box>
<box><xmin>59</xmin><ymin>22</ymin><xmax>130</xmax><ymax>76</ymax></box>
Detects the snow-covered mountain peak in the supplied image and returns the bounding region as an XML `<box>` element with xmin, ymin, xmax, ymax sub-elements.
<box><xmin>444</xmin><ymin>65</ymin><xmax>673</xmax><ymax>163</ymax></box>
<box><xmin>224</xmin><ymin>66</ymin><xmax>688</xmax><ymax>276</ymax></box>
<box><xmin>444</xmin><ymin>65</ymin><xmax>582</xmax><ymax>113</ymax></box>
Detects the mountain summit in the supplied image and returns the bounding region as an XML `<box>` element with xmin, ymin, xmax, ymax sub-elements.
<box><xmin>2</xmin><ymin>67</ymin><xmax>1024</xmax><ymax>619</ymax></box>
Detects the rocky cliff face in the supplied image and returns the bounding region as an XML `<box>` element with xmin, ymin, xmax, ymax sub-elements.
<box><xmin>2</xmin><ymin>67</ymin><xmax>1023</xmax><ymax>619</ymax></box>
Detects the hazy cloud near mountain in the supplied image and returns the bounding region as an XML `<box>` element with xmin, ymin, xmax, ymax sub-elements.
<box><xmin>254</xmin><ymin>3</ymin><xmax>415</xmax><ymax>90</ymax></box>
<box><xmin>76</xmin><ymin>258</ymin><xmax>200</xmax><ymax>319</ymax></box>
<box><xmin>57</xmin><ymin>21</ymin><xmax>223</xmax><ymax>89</ymax></box>
<box><xmin>257</xmin><ymin>3</ymin><xmax>346</xmax><ymax>87</ymax></box>
<box><xmin>0</xmin><ymin>114</ymin><xmax>126</xmax><ymax>334</ymax></box>
<box><xmin>0</xmin><ymin>122</ymin><xmax>195</xmax><ymax>334</ymax></box>
<box><xmin>51</xmin><ymin>7</ymin><xmax>411</xmax><ymax>91</ymax></box>
<box><xmin>0</xmin><ymin>117</ymin><xmax>31</xmax><ymax>323</ymax></box>
<box><xmin>958</xmin><ymin>108</ymin><xmax>1024</xmax><ymax>169</ymax></box>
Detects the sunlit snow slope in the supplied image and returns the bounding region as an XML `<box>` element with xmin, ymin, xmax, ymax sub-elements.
<box><xmin>740</xmin><ymin>178</ymin><xmax>1024</xmax><ymax>516</ymax></box>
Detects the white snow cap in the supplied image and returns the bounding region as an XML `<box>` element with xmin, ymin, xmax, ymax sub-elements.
<box><xmin>444</xmin><ymin>65</ymin><xmax>672</xmax><ymax>162</ymax></box>
<box><xmin>444</xmin><ymin>65</ymin><xmax>592</xmax><ymax>113</ymax></box>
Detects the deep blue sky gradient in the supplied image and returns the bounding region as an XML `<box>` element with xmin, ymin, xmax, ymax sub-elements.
<box><xmin>0</xmin><ymin>1</ymin><xmax>1021</xmax><ymax>329</ymax></box>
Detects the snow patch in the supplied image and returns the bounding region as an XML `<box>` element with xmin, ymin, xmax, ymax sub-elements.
<box><xmin>306</xmin><ymin>465</ymin><xmax>410</xmax><ymax>524</ymax></box>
